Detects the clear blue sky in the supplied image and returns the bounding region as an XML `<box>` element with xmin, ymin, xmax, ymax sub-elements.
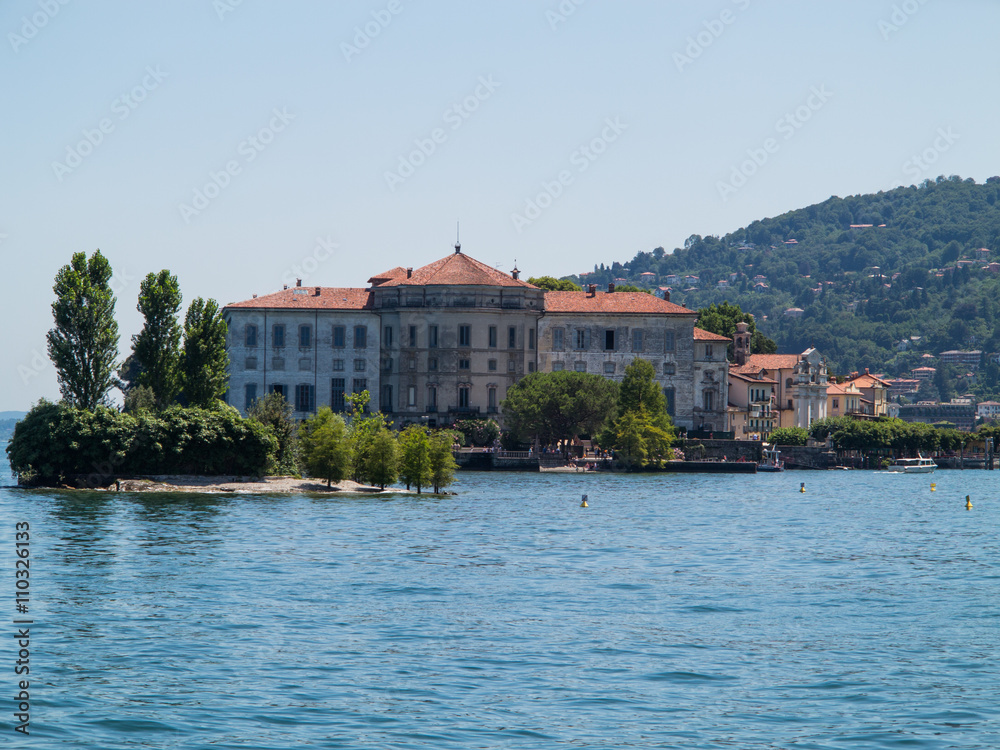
<box><xmin>3</xmin><ymin>0</ymin><xmax>998</xmax><ymax>411</ymax></box>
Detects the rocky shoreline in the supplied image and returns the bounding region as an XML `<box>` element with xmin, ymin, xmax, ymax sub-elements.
<box><xmin>26</xmin><ymin>475</ymin><xmax>423</xmax><ymax>495</ymax></box>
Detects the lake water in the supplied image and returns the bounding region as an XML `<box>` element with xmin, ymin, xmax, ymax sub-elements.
<box><xmin>2</xmin><ymin>457</ymin><xmax>999</xmax><ymax>749</ymax></box>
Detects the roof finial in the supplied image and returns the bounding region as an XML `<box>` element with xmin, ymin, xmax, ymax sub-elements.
<box><xmin>455</xmin><ymin>221</ymin><xmax>461</xmax><ymax>254</ymax></box>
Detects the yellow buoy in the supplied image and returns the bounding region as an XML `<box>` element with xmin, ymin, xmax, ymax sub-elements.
<box><xmin>581</xmin><ymin>494</ymin><xmax>589</xmax><ymax>508</ymax></box>
<box><xmin>930</xmin><ymin>482</ymin><xmax>936</xmax><ymax>492</ymax></box>
<box><xmin>966</xmin><ymin>495</ymin><xmax>973</xmax><ymax>510</ymax></box>
<box><xmin>799</xmin><ymin>482</ymin><xmax>806</xmax><ymax>493</ymax></box>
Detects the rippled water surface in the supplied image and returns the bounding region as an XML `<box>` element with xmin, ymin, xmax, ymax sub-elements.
<box><xmin>2</xmin><ymin>463</ymin><xmax>999</xmax><ymax>749</ymax></box>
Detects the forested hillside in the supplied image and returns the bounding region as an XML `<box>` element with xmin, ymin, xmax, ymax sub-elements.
<box><xmin>572</xmin><ymin>176</ymin><xmax>1000</xmax><ymax>400</ymax></box>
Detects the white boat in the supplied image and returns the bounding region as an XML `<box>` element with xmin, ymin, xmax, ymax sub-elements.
<box><xmin>887</xmin><ymin>456</ymin><xmax>937</xmax><ymax>474</ymax></box>
<box><xmin>758</xmin><ymin>446</ymin><xmax>785</xmax><ymax>472</ymax></box>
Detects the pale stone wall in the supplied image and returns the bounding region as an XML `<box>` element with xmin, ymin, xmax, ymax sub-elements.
<box><xmin>372</xmin><ymin>283</ymin><xmax>544</xmax><ymax>428</ymax></box>
<box><xmin>223</xmin><ymin>307</ymin><xmax>382</xmax><ymax>416</ymax></box>
<box><xmin>536</xmin><ymin>312</ymin><xmax>705</xmax><ymax>430</ymax></box>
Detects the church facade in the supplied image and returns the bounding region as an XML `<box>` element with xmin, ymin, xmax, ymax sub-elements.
<box><xmin>222</xmin><ymin>246</ymin><xmax>730</xmax><ymax>432</ymax></box>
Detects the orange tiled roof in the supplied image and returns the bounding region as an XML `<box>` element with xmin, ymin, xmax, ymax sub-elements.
<box><xmin>729</xmin><ymin>369</ymin><xmax>776</xmax><ymax>384</ymax></box>
<box><xmin>846</xmin><ymin>371</ymin><xmax>891</xmax><ymax>388</ymax></box>
<box><xmin>368</xmin><ymin>266</ymin><xmax>409</xmax><ymax>286</ymax></box>
<box><xmin>225</xmin><ymin>287</ymin><xmax>373</xmax><ymax>310</ymax></box>
<box><xmin>543</xmin><ymin>290</ymin><xmax>696</xmax><ymax>315</ymax></box>
<box><xmin>742</xmin><ymin>354</ymin><xmax>802</xmax><ymax>370</ymax></box>
<box><xmin>693</xmin><ymin>328</ymin><xmax>732</xmax><ymax>342</ymax></box>
<box><xmin>375</xmin><ymin>251</ymin><xmax>536</xmax><ymax>289</ymax></box>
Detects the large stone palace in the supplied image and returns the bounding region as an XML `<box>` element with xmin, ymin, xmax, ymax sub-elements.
<box><xmin>222</xmin><ymin>245</ymin><xmax>731</xmax><ymax>431</ymax></box>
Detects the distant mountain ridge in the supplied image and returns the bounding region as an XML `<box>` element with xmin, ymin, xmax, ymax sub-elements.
<box><xmin>572</xmin><ymin>176</ymin><xmax>1000</xmax><ymax>400</ymax></box>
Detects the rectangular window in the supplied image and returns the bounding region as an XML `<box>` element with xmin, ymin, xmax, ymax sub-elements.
<box><xmin>833</xmin><ymin>398</ymin><xmax>839</xmax><ymax>409</ymax></box>
<box><xmin>354</xmin><ymin>325</ymin><xmax>367</xmax><ymax>349</ymax></box>
<box><xmin>269</xmin><ymin>383</ymin><xmax>285</xmax><ymax>398</ymax></box>
<box><xmin>333</xmin><ymin>325</ymin><xmax>345</xmax><ymax>348</ymax></box>
<box><xmin>552</xmin><ymin>361</ymin><xmax>565</xmax><ymax>372</ymax></box>
<box><xmin>408</xmin><ymin>358</ymin><xmax>415</xmax><ymax>370</ymax></box>
<box><xmin>488</xmin><ymin>387</ymin><xmax>497</xmax><ymax>409</ymax></box>
<box><xmin>384</xmin><ymin>326</ymin><xmax>393</xmax><ymax>346</ymax></box>
<box><xmin>575</xmin><ymin>328</ymin><xmax>590</xmax><ymax>350</ymax></box>
<box><xmin>528</xmin><ymin>362</ymin><xmax>535</xmax><ymax>372</ymax></box>
<box><xmin>632</xmin><ymin>329</ymin><xmax>643</xmax><ymax>352</ymax></box>
<box><xmin>488</xmin><ymin>325</ymin><xmax>498</xmax><ymax>348</ymax></box>
<box><xmin>295</xmin><ymin>384</ymin><xmax>314</xmax><ymax>412</ymax></box>
<box><xmin>245</xmin><ymin>325</ymin><xmax>258</xmax><ymax>347</ymax></box>
<box><xmin>299</xmin><ymin>325</ymin><xmax>311</xmax><ymax>348</ymax></box>
<box><xmin>408</xmin><ymin>386</ymin><xmax>416</xmax><ymax>407</ymax></box>
<box><xmin>605</xmin><ymin>329</ymin><xmax>615</xmax><ymax>351</ymax></box>
<box><xmin>553</xmin><ymin>328</ymin><xmax>564</xmax><ymax>351</ymax></box>
<box><xmin>331</xmin><ymin>378</ymin><xmax>346</xmax><ymax>412</ymax></box>
<box><xmin>528</xmin><ymin>329</ymin><xmax>535</xmax><ymax>350</ymax></box>
<box><xmin>459</xmin><ymin>387</ymin><xmax>470</xmax><ymax>408</ymax></box>
<box><xmin>508</xmin><ymin>326</ymin><xmax>517</xmax><ymax>349</ymax></box>
<box><xmin>508</xmin><ymin>359</ymin><xmax>516</xmax><ymax>372</ymax></box>
<box><xmin>244</xmin><ymin>383</ymin><xmax>257</xmax><ymax>411</ymax></box>
<box><xmin>273</xmin><ymin>324</ymin><xmax>285</xmax><ymax>348</ymax></box>
<box><xmin>429</xmin><ymin>358</ymin><xmax>438</xmax><ymax>371</ymax></box>
<box><xmin>488</xmin><ymin>359</ymin><xmax>497</xmax><ymax>371</ymax></box>
<box><xmin>575</xmin><ymin>361</ymin><xmax>587</xmax><ymax>372</ymax></box>
<box><xmin>459</xmin><ymin>325</ymin><xmax>471</xmax><ymax>347</ymax></box>
<box><xmin>664</xmin><ymin>387</ymin><xmax>675</xmax><ymax>417</ymax></box>
<box><xmin>428</xmin><ymin>325</ymin><xmax>438</xmax><ymax>348</ymax></box>
<box><xmin>353</xmin><ymin>378</ymin><xmax>367</xmax><ymax>394</ymax></box>
<box><xmin>409</xmin><ymin>325</ymin><xmax>417</xmax><ymax>347</ymax></box>
<box><xmin>381</xmin><ymin>385</ymin><xmax>393</xmax><ymax>412</ymax></box>
<box><xmin>664</xmin><ymin>362</ymin><xmax>676</xmax><ymax>376</ymax></box>
<box><xmin>245</xmin><ymin>357</ymin><xmax>258</xmax><ymax>370</ymax></box>
<box><xmin>333</xmin><ymin>359</ymin><xmax>344</xmax><ymax>371</ymax></box>
<box><xmin>428</xmin><ymin>386</ymin><xmax>437</xmax><ymax>408</ymax></box>
<box><xmin>604</xmin><ymin>362</ymin><xmax>615</xmax><ymax>374</ymax></box>
<box><xmin>705</xmin><ymin>344</ymin><xmax>714</xmax><ymax>361</ymax></box>
<box><xmin>459</xmin><ymin>359</ymin><xmax>471</xmax><ymax>370</ymax></box>
<box><xmin>383</xmin><ymin>358</ymin><xmax>393</xmax><ymax>372</ymax></box>
<box><xmin>664</xmin><ymin>331</ymin><xmax>675</xmax><ymax>352</ymax></box>
<box><xmin>704</xmin><ymin>390</ymin><xmax>715</xmax><ymax>411</ymax></box>
<box><xmin>354</xmin><ymin>359</ymin><xmax>366</xmax><ymax>371</ymax></box>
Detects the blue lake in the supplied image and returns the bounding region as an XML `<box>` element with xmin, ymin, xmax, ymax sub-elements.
<box><xmin>2</xmin><ymin>461</ymin><xmax>999</xmax><ymax>749</ymax></box>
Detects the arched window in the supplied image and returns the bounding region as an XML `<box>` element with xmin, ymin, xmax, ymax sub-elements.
<box><xmin>785</xmin><ymin>377</ymin><xmax>793</xmax><ymax>389</ymax></box>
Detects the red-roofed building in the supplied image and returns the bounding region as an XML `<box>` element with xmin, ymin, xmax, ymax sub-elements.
<box><xmin>223</xmin><ymin>246</ymin><xmax>729</xmax><ymax>431</ymax></box>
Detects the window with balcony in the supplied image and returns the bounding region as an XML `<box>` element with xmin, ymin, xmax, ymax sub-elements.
<box><xmin>458</xmin><ymin>387</ymin><xmax>470</xmax><ymax>408</ymax></box>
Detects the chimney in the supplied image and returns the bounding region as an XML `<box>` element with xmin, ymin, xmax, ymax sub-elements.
<box><xmin>608</xmin><ymin>282</ymin><xmax>616</xmax><ymax>293</ymax></box>
<box><xmin>283</xmin><ymin>284</ymin><xmax>288</xmax><ymax>290</ymax></box>
<box><xmin>314</xmin><ymin>286</ymin><xmax>321</xmax><ymax>296</ymax></box>
<box><xmin>252</xmin><ymin>294</ymin><xmax>257</xmax><ymax>298</ymax></box>
<box><xmin>296</xmin><ymin>278</ymin><xmax>302</xmax><ymax>287</ymax></box>
<box><xmin>588</xmin><ymin>284</ymin><xmax>597</xmax><ymax>297</ymax></box>
<box><xmin>406</xmin><ymin>267</ymin><xmax>413</xmax><ymax>279</ymax></box>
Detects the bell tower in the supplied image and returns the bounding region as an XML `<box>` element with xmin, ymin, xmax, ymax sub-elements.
<box><xmin>734</xmin><ymin>321</ymin><xmax>751</xmax><ymax>365</ymax></box>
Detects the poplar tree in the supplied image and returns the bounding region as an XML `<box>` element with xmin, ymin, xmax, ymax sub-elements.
<box><xmin>182</xmin><ymin>297</ymin><xmax>229</xmax><ymax>407</ymax></box>
<box><xmin>398</xmin><ymin>424</ymin><xmax>432</xmax><ymax>493</ymax></box>
<box><xmin>46</xmin><ymin>250</ymin><xmax>120</xmax><ymax>410</ymax></box>
<box><xmin>133</xmin><ymin>270</ymin><xmax>182</xmax><ymax>407</ymax></box>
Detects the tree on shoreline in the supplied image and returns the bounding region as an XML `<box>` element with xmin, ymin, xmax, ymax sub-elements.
<box><xmin>599</xmin><ymin>359</ymin><xmax>676</xmax><ymax>469</ymax></box>
<box><xmin>398</xmin><ymin>425</ymin><xmax>432</xmax><ymax>493</ymax></box>
<box><xmin>300</xmin><ymin>407</ymin><xmax>352</xmax><ymax>487</ymax></box>
<box><xmin>47</xmin><ymin>250</ymin><xmax>120</xmax><ymax>410</ymax></box>
<box><xmin>429</xmin><ymin>430</ymin><xmax>458</xmax><ymax>493</ymax></box>
<box><xmin>133</xmin><ymin>270</ymin><xmax>182</xmax><ymax>407</ymax></box>
<box><xmin>182</xmin><ymin>297</ymin><xmax>229</xmax><ymax>407</ymax></box>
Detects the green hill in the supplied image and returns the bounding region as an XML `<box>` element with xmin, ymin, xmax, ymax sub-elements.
<box><xmin>573</xmin><ymin>176</ymin><xmax>1000</xmax><ymax>400</ymax></box>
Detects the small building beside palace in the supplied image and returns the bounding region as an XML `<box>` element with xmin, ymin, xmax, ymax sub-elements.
<box><xmin>222</xmin><ymin>245</ymin><xmax>730</xmax><ymax>432</ymax></box>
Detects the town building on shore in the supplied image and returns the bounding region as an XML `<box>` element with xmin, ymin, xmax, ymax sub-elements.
<box><xmin>222</xmin><ymin>245</ymin><xmax>730</xmax><ymax>432</ymax></box>
<box><xmin>727</xmin><ymin>321</ymin><xmax>828</xmax><ymax>432</ymax></box>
